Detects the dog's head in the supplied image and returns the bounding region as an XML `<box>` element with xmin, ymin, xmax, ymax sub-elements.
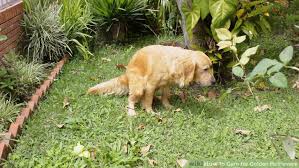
<box><xmin>192</xmin><ymin>51</ymin><xmax>216</xmax><ymax>86</ymax></box>
<box><xmin>174</xmin><ymin>51</ymin><xmax>215</xmax><ymax>88</ymax></box>
<box><xmin>174</xmin><ymin>51</ymin><xmax>215</xmax><ymax>87</ymax></box>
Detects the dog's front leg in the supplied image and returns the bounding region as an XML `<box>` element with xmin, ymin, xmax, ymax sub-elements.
<box><xmin>141</xmin><ymin>87</ymin><xmax>155</xmax><ymax>113</ymax></box>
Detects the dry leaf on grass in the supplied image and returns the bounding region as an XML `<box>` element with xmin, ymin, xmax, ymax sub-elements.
<box><xmin>283</xmin><ymin>136</ymin><xmax>296</xmax><ymax>160</ymax></box>
<box><xmin>235</xmin><ymin>129</ymin><xmax>251</xmax><ymax>136</ymax></box>
<box><xmin>244</xmin><ymin>90</ymin><xmax>253</xmax><ymax>97</ymax></box>
<box><xmin>137</xmin><ymin>124</ymin><xmax>145</xmax><ymax>130</ymax></box>
<box><xmin>207</xmin><ymin>90</ymin><xmax>218</xmax><ymax>99</ymax></box>
<box><xmin>155</xmin><ymin>115</ymin><xmax>167</xmax><ymax>123</ymax></box>
<box><xmin>89</xmin><ymin>76</ymin><xmax>98</xmax><ymax>81</ymax></box>
<box><xmin>179</xmin><ymin>91</ymin><xmax>187</xmax><ymax>103</ymax></box>
<box><xmin>292</xmin><ymin>80</ymin><xmax>299</xmax><ymax>89</ymax></box>
<box><xmin>56</xmin><ymin>124</ymin><xmax>64</xmax><ymax>128</ymax></box>
<box><xmin>90</xmin><ymin>149</ymin><xmax>96</xmax><ymax>160</ymax></box>
<box><xmin>123</xmin><ymin>143</ymin><xmax>129</xmax><ymax>154</ymax></box>
<box><xmin>254</xmin><ymin>104</ymin><xmax>271</xmax><ymax>112</ymax></box>
<box><xmin>63</xmin><ymin>97</ymin><xmax>70</xmax><ymax>108</ymax></box>
<box><xmin>148</xmin><ymin>159</ymin><xmax>157</xmax><ymax>167</ymax></box>
<box><xmin>116</xmin><ymin>64</ymin><xmax>127</xmax><ymax>70</ymax></box>
<box><xmin>174</xmin><ymin>108</ymin><xmax>182</xmax><ymax>112</ymax></box>
<box><xmin>195</xmin><ymin>95</ymin><xmax>207</xmax><ymax>102</ymax></box>
<box><xmin>141</xmin><ymin>144</ymin><xmax>153</xmax><ymax>156</ymax></box>
<box><xmin>101</xmin><ymin>57</ymin><xmax>111</xmax><ymax>62</ymax></box>
<box><xmin>177</xmin><ymin>159</ymin><xmax>188</xmax><ymax>168</ymax></box>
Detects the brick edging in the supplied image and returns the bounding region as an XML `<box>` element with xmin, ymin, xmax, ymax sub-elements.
<box><xmin>0</xmin><ymin>55</ymin><xmax>69</xmax><ymax>163</ymax></box>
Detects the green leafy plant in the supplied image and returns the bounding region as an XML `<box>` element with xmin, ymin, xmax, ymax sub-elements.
<box><xmin>181</xmin><ymin>0</ymin><xmax>272</xmax><ymax>48</ymax></box>
<box><xmin>216</xmin><ymin>27</ymin><xmax>259</xmax><ymax>93</ymax></box>
<box><xmin>22</xmin><ymin>1</ymin><xmax>70</xmax><ymax>62</ymax></box>
<box><xmin>0</xmin><ymin>52</ymin><xmax>47</xmax><ymax>101</ymax></box>
<box><xmin>60</xmin><ymin>0</ymin><xmax>94</xmax><ymax>60</ymax></box>
<box><xmin>247</xmin><ymin>46</ymin><xmax>298</xmax><ymax>88</ymax></box>
<box><xmin>216</xmin><ymin>28</ymin><xmax>298</xmax><ymax>89</ymax></box>
<box><xmin>147</xmin><ymin>0</ymin><xmax>180</xmax><ymax>34</ymax></box>
<box><xmin>232</xmin><ymin>0</ymin><xmax>272</xmax><ymax>39</ymax></box>
<box><xmin>0</xmin><ymin>94</ymin><xmax>20</xmax><ymax>132</ymax></box>
<box><xmin>91</xmin><ymin>0</ymin><xmax>151</xmax><ymax>41</ymax></box>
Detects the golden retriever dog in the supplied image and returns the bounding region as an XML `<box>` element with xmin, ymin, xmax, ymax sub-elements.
<box><xmin>88</xmin><ymin>45</ymin><xmax>215</xmax><ymax>116</ymax></box>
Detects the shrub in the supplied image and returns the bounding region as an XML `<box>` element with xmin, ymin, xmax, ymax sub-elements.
<box><xmin>0</xmin><ymin>94</ymin><xmax>20</xmax><ymax>133</ymax></box>
<box><xmin>181</xmin><ymin>0</ymin><xmax>272</xmax><ymax>49</ymax></box>
<box><xmin>147</xmin><ymin>0</ymin><xmax>180</xmax><ymax>34</ymax></box>
<box><xmin>22</xmin><ymin>1</ymin><xmax>70</xmax><ymax>62</ymax></box>
<box><xmin>60</xmin><ymin>0</ymin><xmax>94</xmax><ymax>60</ymax></box>
<box><xmin>91</xmin><ymin>0</ymin><xmax>151</xmax><ymax>41</ymax></box>
<box><xmin>0</xmin><ymin>52</ymin><xmax>47</xmax><ymax>101</ymax></box>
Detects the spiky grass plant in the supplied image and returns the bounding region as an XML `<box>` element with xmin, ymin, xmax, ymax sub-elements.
<box><xmin>22</xmin><ymin>1</ymin><xmax>70</xmax><ymax>62</ymax></box>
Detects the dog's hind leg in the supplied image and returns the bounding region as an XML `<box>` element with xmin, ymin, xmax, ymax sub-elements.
<box><xmin>127</xmin><ymin>77</ymin><xmax>144</xmax><ymax>117</ymax></box>
<box><xmin>141</xmin><ymin>85</ymin><xmax>156</xmax><ymax>113</ymax></box>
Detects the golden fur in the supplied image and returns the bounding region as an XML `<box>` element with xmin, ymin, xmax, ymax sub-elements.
<box><xmin>88</xmin><ymin>45</ymin><xmax>215</xmax><ymax>116</ymax></box>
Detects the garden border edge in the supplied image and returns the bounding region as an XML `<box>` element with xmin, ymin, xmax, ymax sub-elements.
<box><xmin>0</xmin><ymin>55</ymin><xmax>69</xmax><ymax>164</ymax></box>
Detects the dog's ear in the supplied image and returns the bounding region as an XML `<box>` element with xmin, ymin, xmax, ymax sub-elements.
<box><xmin>173</xmin><ymin>58</ymin><xmax>195</xmax><ymax>87</ymax></box>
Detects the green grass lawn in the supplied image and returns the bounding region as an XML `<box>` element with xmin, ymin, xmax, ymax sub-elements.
<box><xmin>3</xmin><ymin>37</ymin><xmax>299</xmax><ymax>167</ymax></box>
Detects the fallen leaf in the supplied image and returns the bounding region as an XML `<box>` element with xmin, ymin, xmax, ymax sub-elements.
<box><xmin>179</xmin><ymin>91</ymin><xmax>187</xmax><ymax>103</ymax></box>
<box><xmin>283</xmin><ymin>136</ymin><xmax>296</xmax><ymax>159</ymax></box>
<box><xmin>174</xmin><ymin>108</ymin><xmax>182</xmax><ymax>112</ymax></box>
<box><xmin>195</xmin><ymin>95</ymin><xmax>207</xmax><ymax>102</ymax></box>
<box><xmin>123</xmin><ymin>143</ymin><xmax>129</xmax><ymax>154</ymax></box>
<box><xmin>79</xmin><ymin>150</ymin><xmax>91</xmax><ymax>158</ymax></box>
<box><xmin>254</xmin><ymin>104</ymin><xmax>272</xmax><ymax>112</ymax></box>
<box><xmin>129</xmin><ymin>139</ymin><xmax>136</xmax><ymax>146</ymax></box>
<box><xmin>244</xmin><ymin>90</ymin><xmax>252</xmax><ymax>97</ymax></box>
<box><xmin>137</xmin><ymin>124</ymin><xmax>145</xmax><ymax>130</ymax></box>
<box><xmin>90</xmin><ymin>149</ymin><xmax>96</xmax><ymax>160</ymax></box>
<box><xmin>101</xmin><ymin>57</ymin><xmax>111</xmax><ymax>62</ymax></box>
<box><xmin>177</xmin><ymin>159</ymin><xmax>188</xmax><ymax>168</ymax></box>
<box><xmin>155</xmin><ymin>116</ymin><xmax>167</xmax><ymax>123</ymax></box>
<box><xmin>207</xmin><ymin>90</ymin><xmax>218</xmax><ymax>99</ymax></box>
<box><xmin>56</xmin><ymin>124</ymin><xmax>64</xmax><ymax>128</ymax></box>
<box><xmin>116</xmin><ymin>64</ymin><xmax>127</xmax><ymax>70</ymax></box>
<box><xmin>63</xmin><ymin>97</ymin><xmax>70</xmax><ymax>108</ymax></box>
<box><xmin>292</xmin><ymin>80</ymin><xmax>299</xmax><ymax>89</ymax></box>
<box><xmin>148</xmin><ymin>159</ymin><xmax>157</xmax><ymax>167</ymax></box>
<box><xmin>89</xmin><ymin>76</ymin><xmax>97</xmax><ymax>81</ymax></box>
<box><xmin>141</xmin><ymin>144</ymin><xmax>152</xmax><ymax>156</ymax></box>
<box><xmin>235</xmin><ymin>129</ymin><xmax>251</xmax><ymax>136</ymax></box>
<box><xmin>73</xmin><ymin>143</ymin><xmax>84</xmax><ymax>155</ymax></box>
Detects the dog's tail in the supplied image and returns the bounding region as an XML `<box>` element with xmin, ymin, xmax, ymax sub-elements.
<box><xmin>87</xmin><ymin>74</ymin><xmax>129</xmax><ymax>96</ymax></box>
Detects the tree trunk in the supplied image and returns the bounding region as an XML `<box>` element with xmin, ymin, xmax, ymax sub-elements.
<box><xmin>176</xmin><ymin>0</ymin><xmax>190</xmax><ymax>49</ymax></box>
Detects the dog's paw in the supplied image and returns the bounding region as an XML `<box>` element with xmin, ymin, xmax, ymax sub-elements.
<box><xmin>128</xmin><ymin>109</ymin><xmax>137</xmax><ymax>117</ymax></box>
<box><xmin>163</xmin><ymin>103</ymin><xmax>173</xmax><ymax>110</ymax></box>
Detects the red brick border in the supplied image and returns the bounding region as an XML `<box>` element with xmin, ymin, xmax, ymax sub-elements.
<box><xmin>0</xmin><ymin>55</ymin><xmax>69</xmax><ymax>163</ymax></box>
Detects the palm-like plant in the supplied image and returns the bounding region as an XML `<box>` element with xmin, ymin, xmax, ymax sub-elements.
<box><xmin>148</xmin><ymin>0</ymin><xmax>180</xmax><ymax>34</ymax></box>
<box><xmin>22</xmin><ymin>1</ymin><xmax>70</xmax><ymax>62</ymax></box>
<box><xmin>60</xmin><ymin>0</ymin><xmax>94</xmax><ymax>60</ymax></box>
<box><xmin>91</xmin><ymin>0</ymin><xmax>150</xmax><ymax>41</ymax></box>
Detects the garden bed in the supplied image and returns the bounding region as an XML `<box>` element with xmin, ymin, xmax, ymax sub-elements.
<box><xmin>2</xmin><ymin>37</ymin><xmax>298</xmax><ymax>167</ymax></box>
<box><xmin>0</xmin><ymin>55</ymin><xmax>68</xmax><ymax>162</ymax></box>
